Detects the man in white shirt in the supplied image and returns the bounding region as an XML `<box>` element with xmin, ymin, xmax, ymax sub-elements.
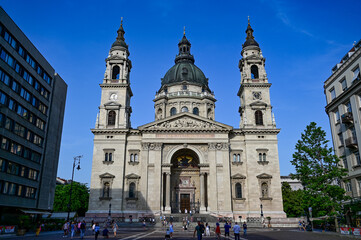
<box><xmin>233</xmin><ymin>222</ymin><xmax>241</xmax><ymax>240</ymax></box>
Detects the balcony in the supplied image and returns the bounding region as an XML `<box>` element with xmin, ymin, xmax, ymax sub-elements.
<box><xmin>341</xmin><ymin>112</ymin><xmax>353</xmax><ymax>125</ymax></box>
<box><xmin>345</xmin><ymin>136</ymin><xmax>358</xmax><ymax>149</ymax></box>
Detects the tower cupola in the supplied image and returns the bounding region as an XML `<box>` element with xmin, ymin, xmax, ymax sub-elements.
<box><xmin>111</xmin><ymin>18</ymin><xmax>129</xmax><ymax>51</ymax></box>
<box><xmin>242</xmin><ymin>17</ymin><xmax>259</xmax><ymax>48</ymax></box>
<box><xmin>175</xmin><ymin>27</ymin><xmax>195</xmax><ymax>64</ymax></box>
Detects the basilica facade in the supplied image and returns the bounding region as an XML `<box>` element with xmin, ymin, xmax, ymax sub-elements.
<box><xmin>86</xmin><ymin>20</ymin><xmax>286</xmax><ymax>220</ymax></box>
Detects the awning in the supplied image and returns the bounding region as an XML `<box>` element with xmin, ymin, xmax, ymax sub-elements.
<box><xmin>21</xmin><ymin>210</ymin><xmax>52</xmax><ymax>215</ymax></box>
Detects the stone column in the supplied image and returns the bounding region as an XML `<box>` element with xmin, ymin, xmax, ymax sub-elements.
<box><xmin>165</xmin><ymin>172</ymin><xmax>171</xmax><ymax>212</ymax></box>
<box><xmin>200</xmin><ymin>172</ymin><xmax>206</xmax><ymax>212</ymax></box>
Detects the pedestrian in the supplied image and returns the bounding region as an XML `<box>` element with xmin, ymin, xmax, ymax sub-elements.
<box><xmin>80</xmin><ymin>220</ymin><xmax>86</xmax><ymax>239</ymax></box>
<box><xmin>193</xmin><ymin>221</ymin><xmax>203</xmax><ymax>240</ymax></box>
<box><xmin>112</xmin><ymin>221</ymin><xmax>118</xmax><ymax>237</ymax></box>
<box><xmin>224</xmin><ymin>221</ymin><xmax>231</xmax><ymax>238</ymax></box>
<box><xmin>169</xmin><ymin>222</ymin><xmax>174</xmax><ymax>238</ymax></box>
<box><xmin>233</xmin><ymin>221</ymin><xmax>241</xmax><ymax>240</ymax></box>
<box><xmin>242</xmin><ymin>221</ymin><xmax>247</xmax><ymax>236</ymax></box>
<box><xmin>143</xmin><ymin>220</ymin><xmax>146</xmax><ymax>230</ymax></box>
<box><xmin>70</xmin><ymin>222</ymin><xmax>76</xmax><ymax>239</ymax></box>
<box><xmin>298</xmin><ymin>220</ymin><xmax>302</xmax><ymax>231</ymax></box>
<box><xmin>165</xmin><ymin>228</ymin><xmax>171</xmax><ymax>239</ymax></box>
<box><xmin>200</xmin><ymin>221</ymin><xmax>205</xmax><ymax>236</ymax></box>
<box><xmin>183</xmin><ymin>220</ymin><xmax>187</xmax><ymax>231</ymax></box>
<box><xmin>92</xmin><ymin>222</ymin><xmax>96</xmax><ymax>235</ymax></box>
<box><xmin>302</xmin><ymin>221</ymin><xmax>306</xmax><ymax>231</ymax></box>
<box><xmin>215</xmin><ymin>223</ymin><xmax>221</xmax><ymax>239</ymax></box>
<box><xmin>63</xmin><ymin>221</ymin><xmax>69</xmax><ymax>237</ymax></box>
<box><xmin>102</xmin><ymin>226</ymin><xmax>109</xmax><ymax>238</ymax></box>
<box><xmin>35</xmin><ymin>221</ymin><xmax>41</xmax><ymax>237</ymax></box>
<box><xmin>205</xmin><ymin>222</ymin><xmax>210</xmax><ymax>236</ymax></box>
<box><xmin>94</xmin><ymin>223</ymin><xmax>100</xmax><ymax>240</ymax></box>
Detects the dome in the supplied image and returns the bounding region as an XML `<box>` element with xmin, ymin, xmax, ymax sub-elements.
<box><xmin>161</xmin><ymin>61</ymin><xmax>209</xmax><ymax>88</ymax></box>
<box><xmin>111</xmin><ymin>40</ymin><xmax>128</xmax><ymax>49</ymax></box>
<box><xmin>243</xmin><ymin>38</ymin><xmax>259</xmax><ymax>48</ymax></box>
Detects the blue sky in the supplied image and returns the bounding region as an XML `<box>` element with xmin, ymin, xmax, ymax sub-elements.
<box><xmin>2</xmin><ymin>0</ymin><xmax>361</xmax><ymax>185</ymax></box>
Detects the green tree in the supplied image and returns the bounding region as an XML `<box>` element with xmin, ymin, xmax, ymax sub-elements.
<box><xmin>291</xmin><ymin>122</ymin><xmax>349</xmax><ymax>231</ymax></box>
<box><xmin>53</xmin><ymin>182</ymin><xmax>89</xmax><ymax>216</ymax></box>
<box><xmin>282</xmin><ymin>182</ymin><xmax>304</xmax><ymax>217</ymax></box>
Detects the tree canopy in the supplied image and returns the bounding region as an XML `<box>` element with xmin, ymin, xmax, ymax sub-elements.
<box><xmin>53</xmin><ymin>181</ymin><xmax>89</xmax><ymax>216</ymax></box>
<box><xmin>291</xmin><ymin>122</ymin><xmax>349</xmax><ymax>230</ymax></box>
<box><xmin>282</xmin><ymin>182</ymin><xmax>304</xmax><ymax>217</ymax></box>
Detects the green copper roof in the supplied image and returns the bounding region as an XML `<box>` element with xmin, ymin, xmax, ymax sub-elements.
<box><xmin>161</xmin><ymin>33</ymin><xmax>209</xmax><ymax>89</ymax></box>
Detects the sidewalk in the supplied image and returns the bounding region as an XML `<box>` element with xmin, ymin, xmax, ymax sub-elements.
<box><xmin>0</xmin><ymin>230</ymin><xmax>63</xmax><ymax>239</ymax></box>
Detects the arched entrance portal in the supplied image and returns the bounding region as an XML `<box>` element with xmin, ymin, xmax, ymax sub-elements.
<box><xmin>169</xmin><ymin>149</ymin><xmax>200</xmax><ymax>213</ymax></box>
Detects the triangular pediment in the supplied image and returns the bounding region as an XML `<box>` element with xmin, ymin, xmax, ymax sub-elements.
<box><xmin>99</xmin><ymin>172</ymin><xmax>115</xmax><ymax>179</ymax></box>
<box><xmin>104</xmin><ymin>101</ymin><xmax>121</xmax><ymax>106</ymax></box>
<box><xmin>138</xmin><ymin>112</ymin><xmax>233</xmax><ymax>131</ymax></box>
<box><xmin>125</xmin><ymin>173</ymin><xmax>141</xmax><ymax>179</ymax></box>
<box><xmin>250</xmin><ymin>100</ymin><xmax>267</xmax><ymax>107</ymax></box>
<box><xmin>231</xmin><ymin>173</ymin><xmax>246</xmax><ymax>179</ymax></box>
<box><xmin>256</xmin><ymin>173</ymin><xmax>272</xmax><ymax>179</ymax></box>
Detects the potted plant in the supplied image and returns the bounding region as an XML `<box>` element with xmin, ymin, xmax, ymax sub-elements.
<box><xmin>16</xmin><ymin>215</ymin><xmax>30</xmax><ymax>236</ymax></box>
<box><xmin>266</xmin><ymin>216</ymin><xmax>272</xmax><ymax>228</ymax></box>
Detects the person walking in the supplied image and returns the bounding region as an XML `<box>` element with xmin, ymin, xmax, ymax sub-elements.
<box><xmin>80</xmin><ymin>220</ymin><xmax>86</xmax><ymax>239</ymax></box>
<box><xmin>193</xmin><ymin>221</ymin><xmax>203</xmax><ymax>240</ymax></box>
<box><xmin>224</xmin><ymin>221</ymin><xmax>231</xmax><ymax>239</ymax></box>
<box><xmin>215</xmin><ymin>223</ymin><xmax>221</xmax><ymax>239</ymax></box>
<box><xmin>70</xmin><ymin>222</ymin><xmax>76</xmax><ymax>239</ymax></box>
<box><xmin>112</xmin><ymin>221</ymin><xmax>118</xmax><ymax>237</ymax></box>
<box><xmin>35</xmin><ymin>222</ymin><xmax>41</xmax><ymax>237</ymax></box>
<box><xmin>205</xmin><ymin>222</ymin><xmax>210</xmax><ymax>236</ymax></box>
<box><xmin>298</xmin><ymin>220</ymin><xmax>302</xmax><ymax>231</ymax></box>
<box><xmin>63</xmin><ymin>221</ymin><xmax>69</xmax><ymax>237</ymax></box>
<box><xmin>169</xmin><ymin>222</ymin><xmax>174</xmax><ymax>238</ymax></box>
<box><xmin>233</xmin><ymin>222</ymin><xmax>241</xmax><ymax>240</ymax></box>
<box><xmin>94</xmin><ymin>223</ymin><xmax>100</xmax><ymax>240</ymax></box>
<box><xmin>242</xmin><ymin>221</ymin><xmax>247</xmax><ymax>237</ymax></box>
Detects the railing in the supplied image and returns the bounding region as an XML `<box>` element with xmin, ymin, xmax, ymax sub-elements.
<box><xmin>155</xmin><ymin>91</ymin><xmax>215</xmax><ymax>99</ymax></box>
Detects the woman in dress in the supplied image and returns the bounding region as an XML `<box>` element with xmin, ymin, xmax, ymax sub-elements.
<box><xmin>205</xmin><ymin>222</ymin><xmax>210</xmax><ymax>236</ymax></box>
<box><xmin>169</xmin><ymin>222</ymin><xmax>174</xmax><ymax>238</ymax></box>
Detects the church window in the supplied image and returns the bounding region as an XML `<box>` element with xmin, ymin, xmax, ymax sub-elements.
<box><xmin>251</xmin><ymin>65</ymin><xmax>259</xmax><ymax>79</ymax></box>
<box><xmin>108</xmin><ymin>111</ymin><xmax>116</xmax><ymax>126</ymax></box>
<box><xmin>233</xmin><ymin>154</ymin><xmax>237</xmax><ymax>162</ymax></box>
<box><xmin>112</xmin><ymin>65</ymin><xmax>120</xmax><ymax>79</ymax></box>
<box><xmin>108</xmin><ymin>153</ymin><xmax>112</xmax><ymax>162</ymax></box>
<box><xmin>255</xmin><ymin>110</ymin><xmax>263</xmax><ymax>125</ymax></box>
<box><xmin>129</xmin><ymin>182</ymin><xmax>136</xmax><ymax>198</ymax></box>
<box><xmin>181</xmin><ymin>106</ymin><xmax>188</xmax><ymax>112</ymax></box>
<box><xmin>193</xmin><ymin>107</ymin><xmax>199</xmax><ymax>115</ymax></box>
<box><xmin>259</xmin><ymin>153</ymin><xmax>262</xmax><ymax>162</ymax></box>
<box><xmin>182</xmin><ymin>84</ymin><xmax>187</xmax><ymax>90</ymax></box>
<box><xmin>237</xmin><ymin>154</ymin><xmax>241</xmax><ymax>162</ymax></box>
<box><xmin>261</xmin><ymin>182</ymin><xmax>268</xmax><ymax>198</ymax></box>
<box><xmin>134</xmin><ymin>154</ymin><xmax>138</xmax><ymax>162</ymax></box>
<box><xmin>105</xmin><ymin>153</ymin><xmax>108</xmax><ymax>162</ymax></box>
<box><xmin>130</xmin><ymin>154</ymin><xmax>134</xmax><ymax>162</ymax></box>
<box><xmin>103</xmin><ymin>182</ymin><xmax>110</xmax><ymax>198</ymax></box>
<box><xmin>236</xmin><ymin>183</ymin><xmax>242</xmax><ymax>198</ymax></box>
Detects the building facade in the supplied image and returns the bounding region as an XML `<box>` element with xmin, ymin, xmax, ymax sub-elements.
<box><xmin>87</xmin><ymin>20</ymin><xmax>286</xmax><ymax>220</ymax></box>
<box><xmin>0</xmin><ymin>7</ymin><xmax>67</xmax><ymax>215</ymax></box>
<box><xmin>324</xmin><ymin>40</ymin><xmax>361</xmax><ymax>199</ymax></box>
<box><xmin>280</xmin><ymin>176</ymin><xmax>303</xmax><ymax>191</ymax></box>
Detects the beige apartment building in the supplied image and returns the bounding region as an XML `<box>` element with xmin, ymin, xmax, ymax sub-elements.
<box><xmin>86</xmin><ymin>20</ymin><xmax>286</xmax><ymax>221</ymax></box>
<box><xmin>324</xmin><ymin>40</ymin><xmax>361</xmax><ymax>199</ymax></box>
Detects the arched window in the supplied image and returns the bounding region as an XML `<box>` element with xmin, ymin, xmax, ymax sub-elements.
<box><xmin>170</xmin><ymin>107</ymin><xmax>177</xmax><ymax>116</ymax></box>
<box><xmin>259</xmin><ymin>153</ymin><xmax>263</xmax><ymax>162</ymax></box>
<box><xmin>233</xmin><ymin>154</ymin><xmax>237</xmax><ymax>162</ymax></box>
<box><xmin>108</xmin><ymin>111</ymin><xmax>116</xmax><ymax>126</ymax></box>
<box><xmin>134</xmin><ymin>154</ymin><xmax>138</xmax><ymax>162</ymax></box>
<box><xmin>251</xmin><ymin>65</ymin><xmax>259</xmax><ymax>79</ymax></box>
<box><xmin>109</xmin><ymin>153</ymin><xmax>112</xmax><ymax>162</ymax></box>
<box><xmin>130</xmin><ymin>154</ymin><xmax>134</xmax><ymax>162</ymax></box>
<box><xmin>236</xmin><ymin>183</ymin><xmax>242</xmax><ymax>198</ymax></box>
<box><xmin>237</xmin><ymin>154</ymin><xmax>241</xmax><ymax>162</ymax></box>
<box><xmin>129</xmin><ymin>182</ymin><xmax>136</xmax><ymax>198</ymax></box>
<box><xmin>105</xmin><ymin>153</ymin><xmax>108</xmax><ymax>162</ymax></box>
<box><xmin>181</xmin><ymin>106</ymin><xmax>188</xmax><ymax>112</ymax></box>
<box><xmin>112</xmin><ymin>65</ymin><xmax>120</xmax><ymax>79</ymax></box>
<box><xmin>261</xmin><ymin>182</ymin><xmax>268</xmax><ymax>198</ymax></box>
<box><xmin>157</xmin><ymin>108</ymin><xmax>163</xmax><ymax>120</ymax></box>
<box><xmin>255</xmin><ymin>110</ymin><xmax>263</xmax><ymax>125</ymax></box>
<box><xmin>103</xmin><ymin>182</ymin><xmax>110</xmax><ymax>198</ymax></box>
<box><xmin>263</xmin><ymin>153</ymin><xmax>266</xmax><ymax>162</ymax></box>
<box><xmin>193</xmin><ymin>107</ymin><xmax>199</xmax><ymax>115</ymax></box>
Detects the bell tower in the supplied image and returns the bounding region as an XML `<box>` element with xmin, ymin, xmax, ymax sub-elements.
<box><xmin>238</xmin><ymin>18</ymin><xmax>276</xmax><ymax>129</ymax></box>
<box><xmin>96</xmin><ymin>18</ymin><xmax>133</xmax><ymax>129</ymax></box>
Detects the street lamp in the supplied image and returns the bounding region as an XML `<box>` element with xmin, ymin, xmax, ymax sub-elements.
<box><xmin>260</xmin><ymin>204</ymin><xmax>264</xmax><ymax>217</ymax></box>
<box><xmin>67</xmin><ymin>155</ymin><xmax>83</xmax><ymax>221</ymax></box>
